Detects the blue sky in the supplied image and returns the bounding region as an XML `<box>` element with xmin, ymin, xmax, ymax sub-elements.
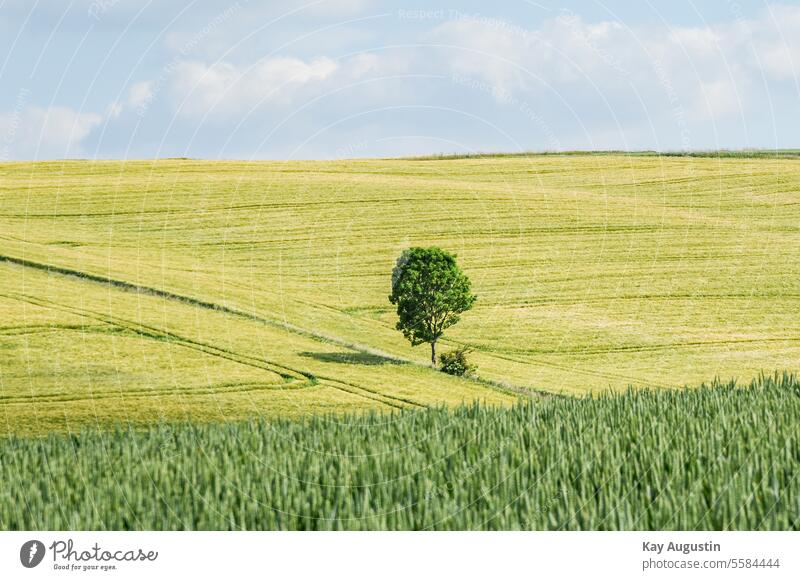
<box><xmin>1</xmin><ymin>0</ymin><xmax>798</xmax><ymax>160</ymax></box>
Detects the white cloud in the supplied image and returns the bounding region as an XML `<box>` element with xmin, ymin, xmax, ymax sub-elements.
<box><xmin>760</xmin><ymin>44</ymin><xmax>797</xmax><ymax>80</ymax></box>
<box><xmin>751</xmin><ymin>6</ymin><xmax>800</xmax><ymax>82</ymax></box>
<box><xmin>128</xmin><ymin>81</ymin><xmax>155</xmax><ymax>109</ymax></box>
<box><xmin>168</xmin><ymin>55</ymin><xmax>390</xmax><ymax>118</ymax></box>
<box><xmin>0</xmin><ymin>105</ymin><xmax>103</xmax><ymax>160</ymax></box>
<box><xmin>106</xmin><ymin>102</ymin><xmax>123</xmax><ymax>119</ymax></box>
<box><xmin>696</xmin><ymin>79</ymin><xmax>742</xmax><ymax>120</ymax></box>
<box><xmin>429</xmin><ymin>6</ymin><xmax>800</xmax><ymax>125</ymax></box>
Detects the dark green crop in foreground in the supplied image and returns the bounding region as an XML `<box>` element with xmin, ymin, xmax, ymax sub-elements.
<box><xmin>2</xmin><ymin>374</ymin><xmax>798</xmax><ymax>530</ymax></box>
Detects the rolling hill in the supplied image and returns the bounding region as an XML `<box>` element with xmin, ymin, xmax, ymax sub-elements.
<box><xmin>1</xmin><ymin>154</ymin><xmax>799</xmax><ymax>434</ymax></box>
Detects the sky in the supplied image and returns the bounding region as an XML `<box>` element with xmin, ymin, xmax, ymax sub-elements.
<box><xmin>1</xmin><ymin>0</ymin><xmax>799</xmax><ymax>160</ymax></box>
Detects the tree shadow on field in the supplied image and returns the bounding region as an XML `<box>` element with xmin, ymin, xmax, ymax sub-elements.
<box><xmin>300</xmin><ymin>351</ymin><xmax>407</xmax><ymax>366</ymax></box>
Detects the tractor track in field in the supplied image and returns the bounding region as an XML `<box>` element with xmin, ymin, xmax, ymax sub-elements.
<box><xmin>1</xmin><ymin>288</ymin><xmax>421</xmax><ymax>411</ymax></box>
<box><xmin>2</xmin><ymin>291</ymin><xmax>305</xmax><ymax>379</ymax></box>
<box><xmin>502</xmin><ymin>292</ymin><xmax>800</xmax><ymax>307</ymax></box>
<box><xmin>0</xmin><ymin>380</ymin><xmax>315</xmax><ymax>406</ymax></box>
<box><xmin>479</xmin><ymin>336</ymin><xmax>800</xmax><ymax>356</ymax></box>
<box><xmin>0</xmin><ymin>252</ymin><xmax>407</xmax><ymax>365</ymax></box>
<box><xmin>0</xmin><ymin>324</ymin><xmax>108</xmax><ymax>335</ymax></box>
<box><xmin>469</xmin><ymin>347</ymin><xmax>666</xmax><ymax>390</ymax></box>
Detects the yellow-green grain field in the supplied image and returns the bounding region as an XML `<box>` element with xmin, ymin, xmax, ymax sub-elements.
<box><xmin>1</xmin><ymin>154</ymin><xmax>799</xmax><ymax>435</ymax></box>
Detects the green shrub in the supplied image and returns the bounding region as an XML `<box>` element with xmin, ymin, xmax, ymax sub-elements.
<box><xmin>439</xmin><ymin>347</ymin><xmax>476</xmax><ymax>376</ymax></box>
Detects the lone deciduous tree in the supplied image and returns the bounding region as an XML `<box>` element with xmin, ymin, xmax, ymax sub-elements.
<box><xmin>389</xmin><ymin>247</ymin><xmax>477</xmax><ymax>365</ymax></box>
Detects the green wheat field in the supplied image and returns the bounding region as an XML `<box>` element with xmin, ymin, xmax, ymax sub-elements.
<box><xmin>2</xmin><ymin>374</ymin><xmax>798</xmax><ymax>530</ymax></box>
<box><xmin>1</xmin><ymin>153</ymin><xmax>799</xmax><ymax>529</ymax></box>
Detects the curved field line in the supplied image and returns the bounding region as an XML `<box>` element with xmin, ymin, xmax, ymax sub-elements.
<box><xmin>0</xmin><ymin>252</ymin><xmax>409</xmax><ymax>366</ymax></box>
<box><xmin>504</xmin><ymin>292</ymin><xmax>800</xmax><ymax>306</ymax></box>
<box><xmin>5</xmin><ymin>291</ymin><xmax>305</xmax><ymax>381</ymax></box>
<box><xmin>0</xmin><ymin>324</ymin><xmax>108</xmax><ymax>335</ymax></box>
<box><xmin>476</xmin><ymin>349</ymin><xmax>665</xmax><ymax>390</ymax></box>
<box><xmin>315</xmin><ymin>379</ymin><xmax>410</xmax><ymax>411</ymax></box>
<box><xmin>3</xmin><ymin>292</ymin><xmax>426</xmax><ymax>410</ymax></box>
<box><xmin>482</xmin><ymin>336</ymin><xmax>800</xmax><ymax>356</ymax></box>
<box><xmin>0</xmin><ymin>381</ymin><xmax>318</xmax><ymax>405</ymax></box>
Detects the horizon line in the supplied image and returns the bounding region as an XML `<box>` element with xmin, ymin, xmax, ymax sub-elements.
<box><xmin>2</xmin><ymin>148</ymin><xmax>800</xmax><ymax>164</ymax></box>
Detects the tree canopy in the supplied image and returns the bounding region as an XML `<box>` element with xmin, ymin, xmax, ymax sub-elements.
<box><xmin>389</xmin><ymin>247</ymin><xmax>477</xmax><ymax>365</ymax></box>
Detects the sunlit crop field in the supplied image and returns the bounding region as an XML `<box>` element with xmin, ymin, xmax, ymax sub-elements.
<box><xmin>1</xmin><ymin>154</ymin><xmax>799</xmax><ymax>434</ymax></box>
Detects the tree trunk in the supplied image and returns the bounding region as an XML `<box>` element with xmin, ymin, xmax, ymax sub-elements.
<box><xmin>431</xmin><ymin>340</ymin><xmax>437</xmax><ymax>366</ymax></box>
